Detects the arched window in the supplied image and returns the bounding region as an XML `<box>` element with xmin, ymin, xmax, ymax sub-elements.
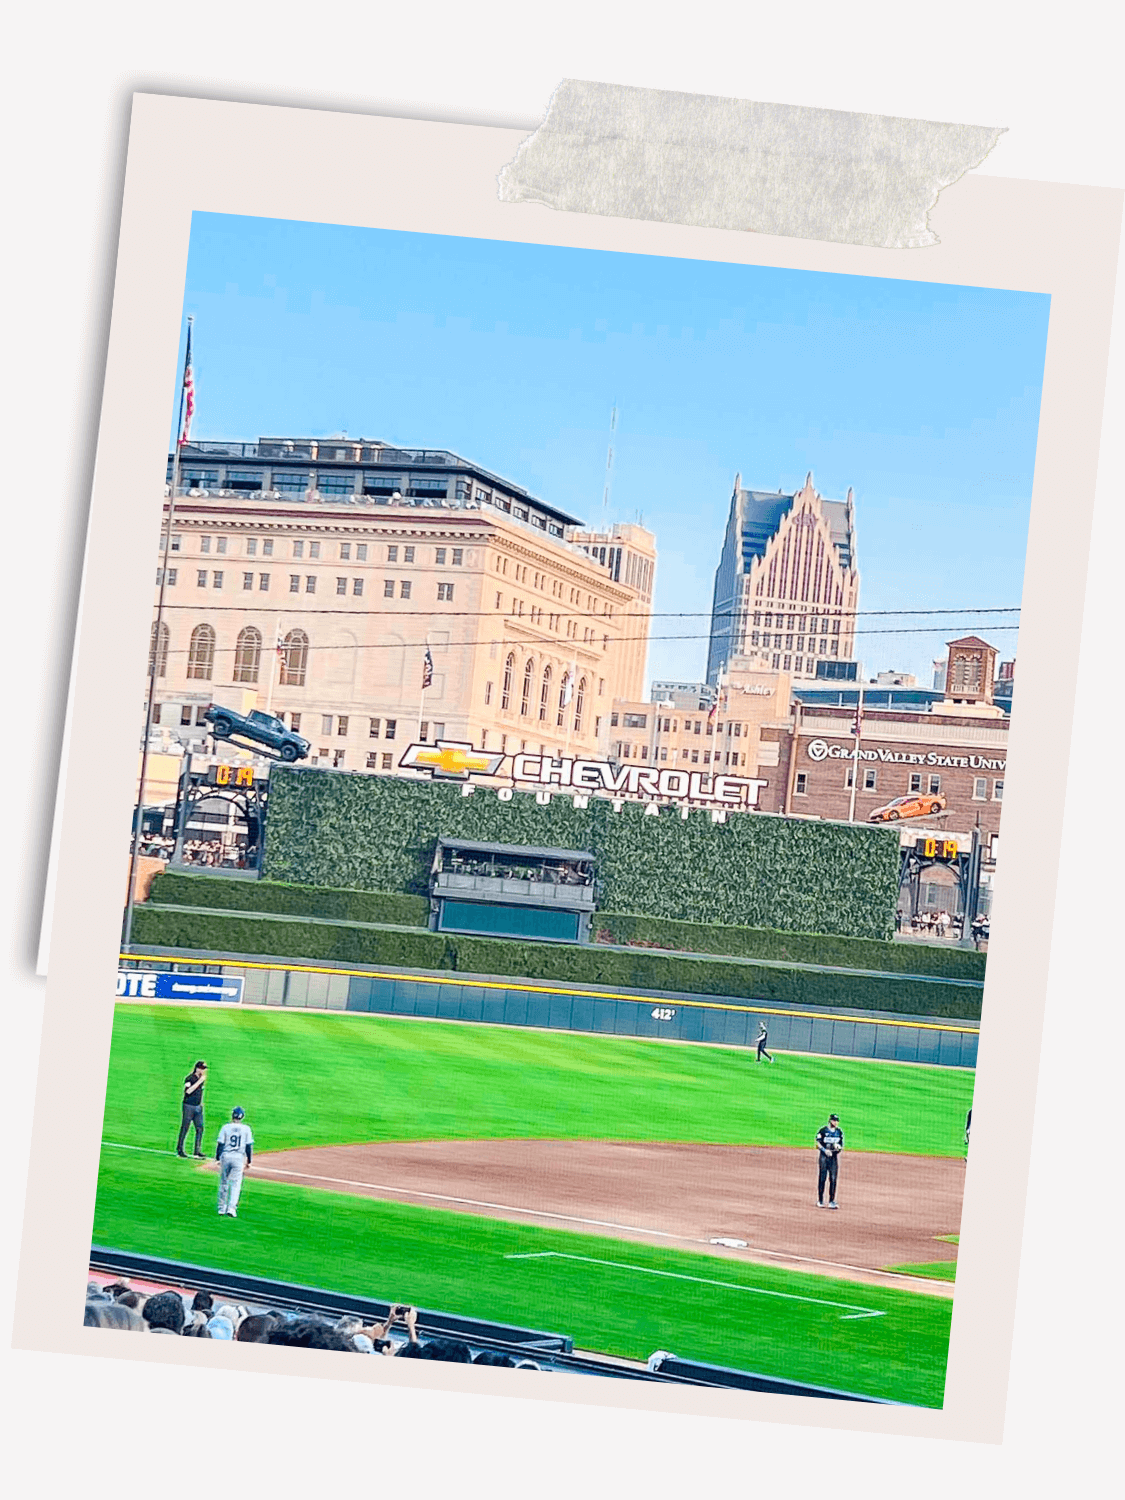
<box><xmin>574</xmin><ymin>676</ymin><xmax>587</xmax><ymax>734</ymax></box>
<box><xmin>520</xmin><ymin>657</ymin><xmax>535</xmax><ymax>716</ymax></box>
<box><xmin>501</xmin><ymin>652</ymin><xmax>514</xmax><ymax>710</ymax></box>
<box><xmin>233</xmin><ymin>626</ymin><xmax>262</xmax><ymax>684</ymax></box>
<box><xmin>539</xmin><ymin>664</ymin><xmax>552</xmax><ymax>721</ymax></box>
<box><xmin>149</xmin><ymin>620</ymin><xmax>169</xmax><ymax>679</ymax></box>
<box><xmin>279</xmin><ymin>629</ymin><xmax>308</xmax><ymax>687</ymax></box>
<box><xmin>186</xmin><ymin>624</ymin><xmax>215</xmax><ymax>680</ymax></box>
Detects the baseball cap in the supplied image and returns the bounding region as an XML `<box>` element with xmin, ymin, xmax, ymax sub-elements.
<box><xmin>195</xmin><ymin>1060</ymin><xmax>207</xmax><ymax>1069</ymax></box>
<box><xmin>232</xmin><ymin>1106</ymin><xmax>245</xmax><ymax>1119</ymax></box>
<box><xmin>829</xmin><ymin>1113</ymin><xmax>839</xmax><ymax>1121</ymax></box>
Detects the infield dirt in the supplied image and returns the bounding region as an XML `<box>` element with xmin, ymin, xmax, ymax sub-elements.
<box><xmin>250</xmin><ymin>1140</ymin><xmax>963</xmax><ymax>1294</ymax></box>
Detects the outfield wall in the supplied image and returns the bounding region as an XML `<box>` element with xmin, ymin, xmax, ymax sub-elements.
<box><xmin>125</xmin><ymin>946</ymin><xmax>979</xmax><ymax>1069</ymax></box>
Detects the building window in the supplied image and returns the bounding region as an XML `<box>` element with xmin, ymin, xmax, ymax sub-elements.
<box><xmin>196</xmin><ymin>570</ymin><xmax>207</xmax><ymax>588</ymax></box>
<box><xmin>574</xmin><ymin>677</ymin><xmax>586</xmax><ymax>734</ymax></box>
<box><xmin>973</xmin><ymin>777</ymin><xmax>987</xmax><ymax>799</ymax></box>
<box><xmin>369</xmin><ymin>718</ymin><xmax>380</xmax><ymax>738</ymax></box>
<box><xmin>232</xmin><ymin>626</ymin><xmax>262</xmax><ymax>684</ymax></box>
<box><xmin>353</xmin><ymin>579</ymin><xmax>363</xmax><ymax>596</ymax></box>
<box><xmin>356</xmin><ymin>544</ymin><xmax>367</xmax><ymax>561</ymax></box>
<box><xmin>387</xmin><ymin>545</ymin><xmax>399</xmax><ymax>562</ymax></box>
<box><xmin>400</xmin><ymin>580</ymin><xmax>411</xmax><ymax>599</ymax></box>
<box><xmin>521</xmin><ymin>658</ymin><xmax>534</xmax><ymax>716</ymax></box>
<box><xmin>336</xmin><ymin>577</ymin><xmax>347</xmax><ymax>595</ymax></box>
<box><xmin>322</xmin><ymin>715</ymin><xmax>334</xmax><ymax>735</ymax></box>
<box><xmin>795</xmin><ymin>772</ymin><xmax>808</xmax><ymax>795</ymax></box>
<box><xmin>180</xmin><ymin>705</ymin><xmax>192</xmax><ymax>725</ymax></box>
<box><xmin>501</xmin><ymin>653</ymin><xmax>514</xmax><ymax>711</ymax></box>
<box><xmin>437</xmin><ymin>582</ymin><xmax>454</xmax><ymax>601</ymax></box>
<box><xmin>419</xmin><ymin>722</ymin><xmax>429</xmax><ymax>742</ymax></box>
<box><xmin>216</xmin><ymin>537</ymin><xmax>228</xmax><ymax>554</ymax></box>
<box><xmin>293</xmin><ymin>540</ymin><xmax>304</xmax><ymax>559</ymax></box>
<box><xmin>691</xmin><ymin>749</ymin><xmax>699</xmax><ymax>763</ymax></box>
<box><xmin>993</xmin><ymin>779</ymin><xmax>1004</xmax><ymax>800</ymax></box>
<box><xmin>169</xmin><ymin>534</ymin><xmax>181</xmax><ymax>552</ymax></box>
<box><xmin>149</xmin><ymin>621</ymin><xmax>169</xmax><ymax>679</ymax></box>
<box><xmin>259</xmin><ymin>573</ymin><xmax>270</xmax><ymax>591</ymax></box>
<box><xmin>433</xmin><ymin>722</ymin><xmax>445</xmax><ymax>740</ymax></box>
<box><xmin>152</xmin><ymin>702</ymin><xmax>163</xmax><ymax>724</ymax></box>
<box><xmin>333</xmin><ymin>749</ymin><xmax>345</xmax><ymax>767</ymax></box>
<box><xmin>311</xmin><ymin>540</ymin><xmax>323</xmax><ymax>558</ymax></box>
<box><xmin>484</xmin><ymin>681</ymin><xmax>493</xmax><ymax>706</ymax></box>
<box><xmin>200</xmin><ymin>536</ymin><xmax>211</xmax><ymax>554</ymax></box>
<box><xmin>242</xmin><ymin>572</ymin><xmax>254</xmax><ymax>591</ymax></box>
<box><xmin>863</xmin><ymin>768</ymin><xmax>878</xmax><ymax>791</ymax></box>
<box><xmin>381</xmin><ymin>752</ymin><xmax>393</xmax><ymax>769</ymax></box>
<box><xmin>166</xmin><ymin>568</ymin><xmax>177</xmax><ymax>587</ymax></box>
<box><xmin>452</xmin><ymin>548</ymin><xmax>463</xmax><ymax>566</ymax></box>
<box><xmin>340</xmin><ymin>543</ymin><xmax>351</xmax><ymax>560</ymax></box>
<box><xmin>289</xmin><ymin>714</ymin><xmax>301</xmax><ymax>732</ymax></box>
<box><xmin>384</xmin><ymin>720</ymin><xmax>396</xmax><ymax>741</ymax></box>
<box><xmin>495</xmin><ymin>592</ymin><xmax>502</xmax><ymax>610</ymax></box>
<box><xmin>404</xmin><ymin>546</ymin><xmax>415</xmax><ymax>563</ymax></box>
<box><xmin>623</xmin><ymin>713</ymin><xmax>647</xmax><ymax>729</ymax></box>
<box><xmin>366</xmin><ymin>752</ymin><xmax>378</xmax><ymax>768</ymax></box>
<box><xmin>186</xmin><ymin>624</ymin><xmax>215</xmax><ymax>680</ymax></box>
<box><xmin>384</xmin><ymin>579</ymin><xmax>395</xmax><ymax>598</ymax></box>
<box><xmin>305</xmin><ymin>575</ymin><xmax>316</xmax><ymax>593</ymax></box>
<box><xmin>435</xmin><ymin>547</ymin><xmax>447</xmax><ymax>565</ymax></box>
<box><xmin>539</xmin><ymin>665</ymin><xmax>551</xmax><ymax>721</ymax></box>
<box><xmin>289</xmin><ymin>574</ymin><xmax>300</xmax><ymax>593</ymax></box>
<box><xmin>262</xmin><ymin>540</ymin><xmax>274</xmax><ymax>557</ymax></box>
<box><xmin>279</xmin><ymin>629</ymin><xmax>308</xmax><ymax>687</ymax></box>
<box><xmin>928</xmin><ymin>775</ymin><xmax>941</xmax><ymax>794</ymax></box>
<box><xmin>212</xmin><ymin>571</ymin><xmax>224</xmax><ymax>589</ymax></box>
<box><xmin>337</xmin><ymin>716</ymin><xmax>349</xmax><ymax>736</ymax></box>
<box><xmin>909</xmin><ymin>773</ymin><xmax>922</xmax><ymax>792</ymax></box>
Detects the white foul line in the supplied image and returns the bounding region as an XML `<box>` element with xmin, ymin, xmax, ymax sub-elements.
<box><xmin>504</xmin><ymin>1252</ymin><xmax>885</xmax><ymax>1318</ymax></box>
<box><xmin>100</xmin><ymin>1143</ymin><xmax>949</xmax><ymax>1291</ymax></box>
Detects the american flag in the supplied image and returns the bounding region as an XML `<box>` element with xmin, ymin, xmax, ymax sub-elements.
<box><xmin>276</xmin><ymin>636</ymin><xmax>287</xmax><ymax>664</ymax></box>
<box><xmin>852</xmin><ymin>701</ymin><xmax>862</xmax><ymax>738</ymax></box>
<box><xmin>178</xmin><ymin>321</ymin><xmax>195</xmax><ymax>446</ymax></box>
<box><xmin>421</xmin><ymin>647</ymin><xmax>434</xmax><ymax>689</ymax></box>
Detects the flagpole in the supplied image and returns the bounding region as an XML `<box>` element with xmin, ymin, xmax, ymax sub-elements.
<box><xmin>847</xmin><ymin>679</ymin><xmax>864</xmax><ymax>823</ymax></box>
<box><xmin>418</xmin><ymin>640</ymin><xmax>432</xmax><ymax>742</ymax></box>
<box><xmin>124</xmin><ymin>316</ymin><xmax>193</xmax><ymax>950</ymax></box>
<box><xmin>266</xmin><ymin>614</ymin><xmax>282</xmax><ymax>715</ymax></box>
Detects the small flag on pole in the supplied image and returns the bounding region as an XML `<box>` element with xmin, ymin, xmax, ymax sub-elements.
<box><xmin>852</xmin><ymin>702</ymin><xmax>862</xmax><ymax>738</ymax></box>
<box><xmin>561</xmin><ymin>670</ymin><xmax>574</xmax><ymax>706</ymax></box>
<box><xmin>421</xmin><ymin>647</ymin><xmax>434</xmax><ymax>689</ymax></box>
<box><xmin>178</xmin><ymin>322</ymin><xmax>195</xmax><ymax>447</ymax></box>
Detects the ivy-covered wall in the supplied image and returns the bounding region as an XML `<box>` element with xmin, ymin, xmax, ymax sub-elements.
<box><xmin>261</xmin><ymin>769</ymin><xmax>900</xmax><ymax>940</ymax></box>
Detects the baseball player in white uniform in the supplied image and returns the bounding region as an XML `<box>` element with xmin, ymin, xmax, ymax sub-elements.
<box><xmin>215</xmin><ymin>1106</ymin><xmax>254</xmax><ymax>1218</ymax></box>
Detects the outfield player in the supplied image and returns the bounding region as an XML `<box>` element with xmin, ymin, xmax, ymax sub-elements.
<box><xmin>176</xmin><ymin>1060</ymin><xmax>207</xmax><ymax>1158</ymax></box>
<box><xmin>815</xmin><ymin>1113</ymin><xmax>844</xmax><ymax>1209</ymax></box>
<box><xmin>755</xmin><ymin>1020</ymin><xmax>774</xmax><ymax>1064</ymax></box>
<box><xmin>215</xmin><ymin>1106</ymin><xmax>254</xmax><ymax>1218</ymax></box>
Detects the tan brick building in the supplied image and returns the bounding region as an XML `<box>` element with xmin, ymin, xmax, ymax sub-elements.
<box><xmin>148</xmin><ymin>438</ymin><xmax>656</xmax><ymax>771</ymax></box>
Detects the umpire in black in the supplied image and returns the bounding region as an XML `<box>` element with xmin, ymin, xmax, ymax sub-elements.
<box><xmin>176</xmin><ymin>1060</ymin><xmax>208</xmax><ymax>1158</ymax></box>
<box><xmin>815</xmin><ymin>1113</ymin><xmax>844</xmax><ymax>1209</ymax></box>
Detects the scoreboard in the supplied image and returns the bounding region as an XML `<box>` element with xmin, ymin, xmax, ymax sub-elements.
<box><xmin>915</xmin><ymin>836</ymin><xmax>959</xmax><ymax>862</ymax></box>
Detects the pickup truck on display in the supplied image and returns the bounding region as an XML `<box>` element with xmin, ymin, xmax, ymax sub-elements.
<box><xmin>203</xmin><ymin>704</ymin><xmax>311</xmax><ymax>762</ymax></box>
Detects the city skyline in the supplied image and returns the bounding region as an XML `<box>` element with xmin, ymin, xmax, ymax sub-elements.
<box><xmin>172</xmin><ymin>214</ymin><xmax>1051</xmax><ymax>687</ymax></box>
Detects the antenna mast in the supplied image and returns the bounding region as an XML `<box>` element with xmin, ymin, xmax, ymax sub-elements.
<box><xmin>602</xmin><ymin>402</ymin><xmax>617</xmax><ymax>518</ymax></box>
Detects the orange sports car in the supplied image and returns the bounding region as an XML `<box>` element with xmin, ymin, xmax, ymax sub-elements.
<box><xmin>868</xmin><ymin>792</ymin><xmax>947</xmax><ymax>823</ymax></box>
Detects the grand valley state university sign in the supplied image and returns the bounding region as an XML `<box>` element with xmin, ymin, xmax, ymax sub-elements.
<box><xmin>805</xmin><ymin>738</ymin><xmax>1006</xmax><ymax>772</ymax></box>
<box><xmin>398</xmin><ymin>740</ymin><xmax>770</xmax><ymax>811</ymax></box>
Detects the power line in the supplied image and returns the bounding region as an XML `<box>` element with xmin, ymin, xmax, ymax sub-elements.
<box><xmin>153</xmin><ymin>600</ymin><xmax>1022</xmax><ymax>621</ymax></box>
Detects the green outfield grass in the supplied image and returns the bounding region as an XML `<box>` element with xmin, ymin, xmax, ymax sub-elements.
<box><xmin>103</xmin><ymin>1003</ymin><xmax>974</xmax><ymax>1156</ymax></box>
<box><xmin>93</xmin><ymin>1145</ymin><xmax>952</xmax><ymax>1406</ymax></box>
<box><xmin>92</xmin><ymin>1002</ymin><xmax>971</xmax><ymax>1405</ymax></box>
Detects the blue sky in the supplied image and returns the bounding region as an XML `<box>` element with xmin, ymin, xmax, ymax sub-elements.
<box><xmin>175</xmin><ymin>214</ymin><xmax>1051</xmax><ymax>687</ymax></box>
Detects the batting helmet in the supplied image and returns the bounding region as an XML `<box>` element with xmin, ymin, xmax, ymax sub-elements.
<box><xmin>232</xmin><ymin>1106</ymin><xmax>245</xmax><ymax>1119</ymax></box>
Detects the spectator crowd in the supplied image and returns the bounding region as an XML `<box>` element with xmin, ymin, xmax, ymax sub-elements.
<box><xmin>84</xmin><ymin>1279</ymin><xmax>541</xmax><ymax>1369</ymax></box>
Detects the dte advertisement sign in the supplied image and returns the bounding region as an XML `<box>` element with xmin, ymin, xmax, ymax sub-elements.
<box><xmin>116</xmin><ymin>970</ymin><xmax>244</xmax><ymax>1002</ymax></box>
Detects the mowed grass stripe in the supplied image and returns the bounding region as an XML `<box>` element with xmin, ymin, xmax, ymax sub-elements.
<box><xmin>105</xmin><ymin>1004</ymin><xmax>974</xmax><ymax>1157</ymax></box>
<box><xmin>92</xmin><ymin>1149</ymin><xmax>951</xmax><ymax>1406</ymax></box>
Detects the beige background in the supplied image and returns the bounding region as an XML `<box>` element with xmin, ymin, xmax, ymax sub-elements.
<box><xmin>15</xmin><ymin>93</ymin><xmax>1121</xmax><ymax>1443</ymax></box>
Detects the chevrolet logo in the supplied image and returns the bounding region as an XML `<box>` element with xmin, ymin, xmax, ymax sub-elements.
<box><xmin>399</xmin><ymin>740</ymin><xmax>506</xmax><ymax>780</ymax></box>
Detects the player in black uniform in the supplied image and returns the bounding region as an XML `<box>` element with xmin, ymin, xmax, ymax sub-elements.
<box><xmin>755</xmin><ymin>1020</ymin><xmax>774</xmax><ymax>1063</ymax></box>
<box><xmin>815</xmin><ymin>1113</ymin><xmax>843</xmax><ymax>1208</ymax></box>
<box><xmin>176</xmin><ymin>1060</ymin><xmax>207</xmax><ymax>1158</ymax></box>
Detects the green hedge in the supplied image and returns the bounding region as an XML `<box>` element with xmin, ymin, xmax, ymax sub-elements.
<box><xmin>148</xmin><ymin>870</ymin><xmax>983</xmax><ymax>982</ymax></box>
<box><xmin>130</xmin><ymin>907</ymin><xmax>982</xmax><ymax>1020</ymax></box>
<box><xmin>593</xmin><ymin>911</ymin><xmax>986</xmax><ymax>982</ymax></box>
<box><xmin>147</xmin><ymin>871</ymin><xmax>430</xmax><ymax>928</ymax></box>
<box><xmin>261</xmin><ymin>770</ymin><xmax>901</xmax><ymax>940</ymax></box>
